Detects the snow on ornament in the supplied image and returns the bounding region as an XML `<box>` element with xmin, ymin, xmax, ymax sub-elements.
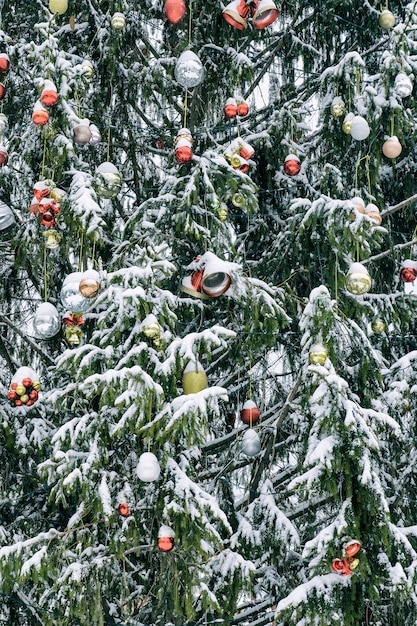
<box><xmin>7</xmin><ymin>367</ymin><xmax>41</xmax><ymax>408</ymax></box>
<box><xmin>284</xmin><ymin>154</ymin><xmax>301</xmax><ymax>176</ymax></box>
<box><xmin>81</xmin><ymin>60</ymin><xmax>94</xmax><ymax>79</ymax></box>
<box><xmin>111</xmin><ymin>12</ymin><xmax>126</xmax><ymax>30</ymax></box>
<box><xmin>136</xmin><ymin>452</ymin><xmax>161</xmax><ymax>482</ymax></box>
<box><xmin>174</xmin><ymin>50</ymin><xmax>204</xmax><ymax>89</ymax></box>
<box><xmin>308</xmin><ymin>343</ymin><xmax>328</xmax><ymax>365</ymax></box>
<box><xmin>174</xmin><ymin>128</ymin><xmax>193</xmax><ymax>164</ymax></box>
<box><xmin>342</xmin><ymin>112</ymin><xmax>354</xmax><ymax>135</ymax></box>
<box><xmin>395</xmin><ymin>72</ymin><xmax>413</xmax><ymax>98</ymax></box>
<box><xmin>157</xmin><ymin>525</ymin><xmax>175</xmax><ymax>552</ymax></box>
<box><xmin>79</xmin><ymin>269</ymin><xmax>100</xmax><ymax>298</ymax></box>
<box><xmin>379</xmin><ymin>9</ymin><xmax>395</xmax><ymax>29</ymax></box>
<box><xmin>240</xmin><ymin>399</ymin><xmax>260</xmax><ymax>425</ymax></box>
<box><xmin>41</xmin><ymin>80</ymin><xmax>58</xmax><ymax>107</ymax></box>
<box><xmin>89</xmin><ymin>123</ymin><xmax>101</xmax><ymax>145</ymax></box>
<box><xmin>236</xmin><ymin>97</ymin><xmax>249</xmax><ymax>117</ymax></box>
<box><xmin>43</xmin><ymin>229</ymin><xmax>61</xmax><ymax>249</ymax></box>
<box><xmin>60</xmin><ymin>272</ymin><xmax>90</xmax><ymax>312</ymax></box>
<box><xmin>330</xmin><ymin>96</ymin><xmax>345</xmax><ymax>117</ymax></box>
<box><xmin>164</xmin><ymin>0</ymin><xmax>186</xmax><ymax>24</ymax></box>
<box><xmin>224</xmin><ymin>97</ymin><xmax>238</xmax><ymax>119</ymax></box>
<box><xmin>241</xmin><ymin>429</ymin><xmax>261</xmax><ymax>457</ymax></box>
<box><xmin>345</xmin><ymin>262</ymin><xmax>372</xmax><ymax>295</ymax></box>
<box><xmin>94</xmin><ymin>162</ymin><xmax>122</xmax><ymax>198</ymax></box>
<box><xmin>49</xmin><ymin>0</ymin><xmax>68</xmax><ymax>14</ymax></box>
<box><xmin>73</xmin><ymin>119</ymin><xmax>92</xmax><ymax>145</ymax></box>
<box><xmin>32</xmin><ymin>100</ymin><xmax>49</xmax><ymax>126</ymax></box>
<box><xmin>0</xmin><ymin>200</ymin><xmax>15</xmax><ymax>232</ymax></box>
<box><xmin>400</xmin><ymin>260</ymin><xmax>417</xmax><ymax>283</ymax></box>
<box><xmin>0</xmin><ymin>53</ymin><xmax>10</xmax><ymax>75</ymax></box>
<box><xmin>364</xmin><ymin>203</ymin><xmax>382</xmax><ymax>226</ymax></box>
<box><xmin>140</xmin><ymin>314</ymin><xmax>161</xmax><ymax>340</ymax></box>
<box><xmin>382</xmin><ymin>135</ymin><xmax>402</xmax><ymax>159</ymax></box>
<box><xmin>33</xmin><ymin>302</ymin><xmax>61</xmax><ymax>339</ymax></box>
<box><xmin>350</xmin><ymin>115</ymin><xmax>370</xmax><ymax>141</ymax></box>
<box><xmin>182</xmin><ymin>360</ymin><xmax>208</xmax><ymax>394</ymax></box>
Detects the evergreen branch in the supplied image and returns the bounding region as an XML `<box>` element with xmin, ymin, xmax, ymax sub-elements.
<box><xmin>0</xmin><ymin>313</ymin><xmax>55</xmax><ymax>366</ymax></box>
<box><xmin>361</xmin><ymin>238</ymin><xmax>417</xmax><ymax>265</ymax></box>
<box><xmin>382</xmin><ymin>193</ymin><xmax>417</xmax><ymax>218</ymax></box>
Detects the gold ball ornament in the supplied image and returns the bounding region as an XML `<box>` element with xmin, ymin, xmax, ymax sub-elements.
<box><xmin>79</xmin><ymin>269</ymin><xmax>100</xmax><ymax>298</ymax></box>
<box><xmin>111</xmin><ymin>12</ymin><xmax>126</xmax><ymax>30</ymax></box>
<box><xmin>345</xmin><ymin>262</ymin><xmax>372</xmax><ymax>295</ymax></box>
<box><xmin>371</xmin><ymin>319</ymin><xmax>385</xmax><ymax>334</ymax></box>
<box><xmin>81</xmin><ymin>60</ymin><xmax>94</xmax><ymax>79</ymax></box>
<box><xmin>15</xmin><ymin>384</ymin><xmax>26</xmax><ymax>396</ymax></box>
<box><xmin>32</xmin><ymin>380</ymin><xmax>42</xmax><ymax>391</ymax></box>
<box><xmin>365</xmin><ymin>203</ymin><xmax>382</xmax><ymax>226</ymax></box>
<box><xmin>49</xmin><ymin>0</ymin><xmax>68</xmax><ymax>14</ymax></box>
<box><xmin>382</xmin><ymin>136</ymin><xmax>402</xmax><ymax>159</ymax></box>
<box><xmin>379</xmin><ymin>9</ymin><xmax>395</xmax><ymax>29</ymax></box>
<box><xmin>342</xmin><ymin>113</ymin><xmax>354</xmax><ymax>135</ymax></box>
<box><xmin>232</xmin><ymin>192</ymin><xmax>246</xmax><ymax>207</ymax></box>
<box><xmin>330</xmin><ymin>96</ymin><xmax>345</xmax><ymax>117</ymax></box>
<box><xmin>141</xmin><ymin>314</ymin><xmax>161</xmax><ymax>339</ymax></box>
<box><xmin>217</xmin><ymin>203</ymin><xmax>228</xmax><ymax>222</ymax></box>
<box><xmin>308</xmin><ymin>343</ymin><xmax>328</xmax><ymax>365</ymax></box>
<box><xmin>182</xmin><ymin>361</ymin><xmax>208</xmax><ymax>394</ymax></box>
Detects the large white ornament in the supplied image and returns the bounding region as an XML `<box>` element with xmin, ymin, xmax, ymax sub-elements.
<box><xmin>350</xmin><ymin>116</ymin><xmax>370</xmax><ymax>141</ymax></box>
<box><xmin>175</xmin><ymin>51</ymin><xmax>204</xmax><ymax>89</ymax></box>
<box><xmin>33</xmin><ymin>302</ymin><xmax>61</xmax><ymax>339</ymax></box>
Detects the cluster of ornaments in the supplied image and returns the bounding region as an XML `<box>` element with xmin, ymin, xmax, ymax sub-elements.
<box><xmin>59</xmin><ymin>270</ymin><xmax>101</xmax><ymax>345</ymax></box>
<box><xmin>222</xmin><ymin>0</ymin><xmax>279</xmax><ymax>30</ymax></box>
<box><xmin>350</xmin><ymin>196</ymin><xmax>382</xmax><ymax>226</ymax></box>
<box><xmin>32</xmin><ymin>80</ymin><xmax>59</xmax><ymax>126</ymax></box>
<box><xmin>181</xmin><ymin>251</ymin><xmax>237</xmax><ymax>299</ymax></box>
<box><xmin>331</xmin><ymin>540</ymin><xmax>361</xmax><ymax>576</ymax></box>
<box><xmin>224</xmin><ymin>139</ymin><xmax>254</xmax><ymax>173</ymax></box>
<box><xmin>7</xmin><ymin>367</ymin><xmax>41</xmax><ymax>408</ymax></box>
<box><xmin>30</xmin><ymin>180</ymin><xmax>63</xmax><ymax>235</ymax></box>
<box><xmin>224</xmin><ymin>96</ymin><xmax>249</xmax><ymax>119</ymax></box>
<box><xmin>174</xmin><ymin>128</ymin><xmax>193</xmax><ymax>164</ymax></box>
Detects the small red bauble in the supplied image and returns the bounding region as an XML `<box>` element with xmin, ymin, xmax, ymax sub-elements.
<box><xmin>22</xmin><ymin>377</ymin><xmax>33</xmax><ymax>388</ymax></box>
<box><xmin>240</xmin><ymin>399</ymin><xmax>261</xmax><ymax>425</ymax></box>
<box><xmin>157</xmin><ymin>537</ymin><xmax>174</xmax><ymax>552</ymax></box>
<box><xmin>174</xmin><ymin>144</ymin><xmax>193</xmax><ymax>164</ymax></box>
<box><xmin>0</xmin><ymin>54</ymin><xmax>10</xmax><ymax>74</ymax></box>
<box><xmin>0</xmin><ymin>83</ymin><xmax>6</xmax><ymax>100</ymax></box>
<box><xmin>224</xmin><ymin>98</ymin><xmax>238</xmax><ymax>119</ymax></box>
<box><xmin>41</xmin><ymin>212</ymin><xmax>56</xmax><ymax>227</ymax></box>
<box><xmin>32</xmin><ymin>109</ymin><xmax>49</xmax><ymax>126</ymax></box>
<box><xmin>237</xmin><ymin>100</ymin><xmax>249</xmax><ymax>117</ymax></box>
<box><xmin>7</xmin><ymin>391</ymin><xmax>17</xmax><ymax>400</ymax></box>
<box><xmin>117</xmin><ymin>502</ymin><xmax>130</xmax><ymax>517</ymax></box>
<box><xmin>284</xmin><ymin>154</ymin><xmax>301</xmax><ymax>176</ymax></box>
<box><xmin>400</xmin><ymin>267</ymin><xmax>417</xmax><ymax>283</ymax></box>
<box><xmin>345</xmin><ymin>540</ymin><xmax>361</xmax><ymax>558</ymax></box>
<box><xmin>164</xmin><ymin>0</ymin><xmax>186</xmax><ymax>24</ymax></box>
<box><xmin>11</xmin><ymin>382</ymin><xmax>18</xmax><ymax>390</ymax></box>
<box><xmin>41</xmin><ymin>89</ymin><xmax>58</xmax><ymax>107</ymax></box>
<box><xmin>0</xmin><ymin>149</ymin><xmax>8</xmax><ymax>167</ymax></box>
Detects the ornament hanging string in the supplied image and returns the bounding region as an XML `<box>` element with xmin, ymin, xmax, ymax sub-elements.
<box><xmin>79</xmin><ymin>229</ymin><xmax>84</xmax><ymax>272</ymax></box>
<box><xmin>43</xmin><ymin>246</ymin><xmax>48</xmax><ymax>302</ymax></box>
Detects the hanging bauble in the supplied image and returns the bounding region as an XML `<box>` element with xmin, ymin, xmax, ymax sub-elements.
<box><xmin>40</xmin><ymin>211</ymin><xmax>56</xmax><ymax>228</ymax></box>
<box><xmin>395</xmin><ymin>72</ymin><xmax>413</xmax><ymax>98</ymax></box>
<box><xmin>32</xmin><ymin>101</ymin><xmax>49</xmax><ymax>126</ymax></box>
<box><xmin>164</xmin><ymin>0</ymin><xmax>186</xmax><ymax>24</ymax></box>
<box><xmin>252</xmin><ymin>0</ymin><xmax>279</xmax><ymax>29</ymax></box>
<box><xmin>79</xmin><ymin>269</ymin><xmax>100</xmax><ymax>298</ymax></box>
<box><xmin>239</xmin><ymin>141</ymin><xmax>254</xmax><ymax>161</ymax></box>
<box><xmin>43</xmin><ymin>228</ymin><xmax>61</xmax><ymax>250</ymax></box>
<box><xmin>0</xmin><ymin>200</ymin><xmax>15</xmax><ymax>231</ymax></box>
<box><xmin>222</xmin><ymin>0</ymin><xmax>249</xmax><ymax>29</ymax></box>
<box><xmin>330</xmin><ymin>96</ymin><xmax>345</xmax><ymax>117</ymax></box>
<box><xmin>240</xmin><ymin>400</ymin><xmax>260</xmax><ymax>426</ymax></box>
<box><xmin>331</xmin><ymin>558</ymin><xmax>352</xmax><ymax>576</ymax></box>
<box><xmin>350</xmin><ymin>115</ymin><xmax>370</xmax><ymax>140</ymax></box>
<box><xmin>8</xmin><ymin>367</ymin><xmax>41</xmax><ymax>408</ymax></box>
<box><xmin>60</xmin><ymin>272</ymin><xmax>90</xmax><ymax>312</ymax></box>
<box><xmin>174</xmin><ymin>138</ymin><xmax>193</xmax><ymax>163</ymax></box>
<box><xmin>236</xmin><ymin>97</ymin><xmax>249</xmax><ymax>117</ymax></box>
<box><xmin>174</xmin><ymin>50</ymin><xmax>204</xmax><ymax>89</ymax></box>
<box><xmin>49</xmin><ymin>0</ymin><xmax>68</xmax><ymax>14</ymax></box>
<box><xmin>81</xmin><ymin>59</ymin><xmax>94</xmax><ymax>79</ymax></box>
<box><xmin>364</xmin><ymin>203</ymin><xmax>382</xmax><ymax>226</ymax></box>
<box><xmin>65</xmin><ymin>325</ymin><xmax>84</xmax><ymax>345</ymax></box>
<box><xmin>111</xmin><ymin>12</ymin><xmax>126</xmax><ymax>30</ymax></box>
<box><xmin>345</xmin><ymin>262</ymin><xmax>372</xmax><ymax>295</ymax></box>
<box><xmin>308</xmin><ymin>343</ymin><xmax>328</xmax><ymax>365</ymax></box>
<box><xmin>73</xmin><ymin>119</ymin><xmax>92</xmax><ymax>145</ymax></box>
<box><xmin>344</xmin><ymin>540</ymin><xmax>361</xmax><ymax>558</ymax></box>
<box><xmin>0</xmin><ymin>146</ymin><xmax>8</xmax><ymax>167</ymax></box>
<box><xmin>41</xmin><ymin>80</ymin><xmax>58</xmax><ymax>107</ymax></box>
<box><xmin>379</xmin><ymin>9</ymin><xmax>395</xmax><ymax>29</ymax></box>
<box><xmin>182</xmin><ymin>361</ymin><xmax>208</xmax><ymax>394</ymax></box>
<box><xmin>157</xmin><ymin>525</ymin><xmax>175</xmax><ymax>552</ymax></box>
<box><xmin>284</xmin><ymin>154</ymin><xmax>301</xmax><ymax>176</ymax></box>
<box><xmin>217</xmin><ymin>203</ymin><xmax>228</xmax><ymax>222</ymax></box>
<box><xmin>95</xmin><ymin>162</ymin><xmax>122</xmax><ymax>199</ymax></box>
<box><xmin>33</xmin><ymin>180</ymin><xmax>52</xmax><ymax>201</ymax></box>
<box><xmin>141</xmin><ymin>314</ymin><xmax>161</xmax><ymax>340</ymax></box>
<box><xmin>241</xmin><ymin>429</ymin><xmax>261</xmax><ymax>457</ymax></box>
<box><xmin>350</xmin><ymin>196</ymin><xmax>365</xmax><ymax>217</ymax></box>
<box><xmin>0</xmin><ymin>53</ymin><xmax>10</xmax><ymax>75</ymax></box>
<box><xmin>117</xmin><ymin>502</ymin><xmax>130</xmax><ymax>517</ymax></box>
<box><xmin>342</xmin><ymin>112</ymin><xmax>354</xmax><ymax>135</ymax></box>
<box><xmin>382</xmin><ymin>135</ymin><xmax>402</xmax><ymax>159</ymax></box>
<box><xmin>33</xmin><ymin>302</ymin><xmax>61</xmax><ymax>339</ymax></box>
<box><xmin>371</xmin><ymin>318</ymin><xmax>385</xmax><ymax>334</ymax></box>
<box><xmin>400</xmin><ymin>260</ymin><xmax>417</xmax><ymax>283</ymax></box>
<box><xmin>89</xmin><ymin>123</ymin><xmax>101</xmax><ymax>145</ymax></box>
<box><xmin>136</xmin><ymin>452</ymin><xmax>161</xmax><ymax>482</ymax></box>
<box><xmin>224</xmin><ymin>98</ymin><xmax>238</xmax><ymax>119</ymax></box>
<box><xmin>0</xmin><ymin>83</ymin><xmax>6</xmax><ymax>100</ymax></box>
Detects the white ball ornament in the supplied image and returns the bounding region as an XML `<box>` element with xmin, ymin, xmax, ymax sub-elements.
<box><xmin>382</xmin><ymin>136</ymin><xmax>402</xmax><ymax>159</ymax></box>
<box><xmin>350</xmin><ymin>116</ymin><xmax>370</xmax><ymax>141</ymax></box>
<box><xmin>0</xmin><ymin>200</ymin><xmax>15</xmax><ymax>231</ymax></box>
<box><xmin>395</xmin><ymin>73</ymin><xmax>413</xmax><ymax>98</ymax></box>
<box><xmin>111</xmin><ymin>12</ymin><xmax>126</xmax><ymax>30</ymax></box>
<box><xmin>379</xmin><ymin>9</ymin><xmax>395</xmax><ymax>29</ymax></box>
<box><xmin>241</xmin><ymin>429</ymin><xmax>261</xmax><ymax>457</ymax></box>
<box><xmin>60</xmin><ymin>272</ymin><xmax>90</xmax><ymax>312</ymax></box>
<box><xmin>174</xmin><ymin>50</ymin><xmax>204</xmax><ymax>89</ymax></box>
<box><xmin>33</xmin><ymin>302</ymin><xmax>61</xmax><ymax>339</ymax></box>
<box><xmin>49</xmin><ymin>0</ymin><xmax>68</xmax><ymax>14</ymax></box>
<box><xmin>136</xmin><ymin>452</ymin><xmax>161</xmax><ymax>482</ymax></box>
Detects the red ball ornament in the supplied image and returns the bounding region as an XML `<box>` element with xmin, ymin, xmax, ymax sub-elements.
<box><xmin>117</xmin><ymin>502</ymin><xmax>130</xmax><ymax>517</ymax></box>
<box><xmin>345</xmin><ymin>540</ymin><xmax>361</xmax><ymax>558</ymax></box>
<box><xmin>0</xmin><ymin>148</ymin><xmax>9</xmax><ymax>167</ymax></box>
<box><xmin>0</xmin><ymin>54</ymin><xmax>10</xmax><ymax>74</ymax></box>
<box><xmin>22</xmin><ymin>377</ymin><xmax>33</xmax><ymax>387</ymax></box>
<box><xmin>400</xmin><ymin>267</ymin><xmax>417</xmax><ymax>283</ymax></box>
<box><xmin>237</xmin><ymin>99</ymin><xmax>249</xmax><ymax>117</ymax></box>
<box><xmin>164</xmin><ymin>0</ymin><xmax>186</xmax><ymax>23</ymax></box>
<box><xmin>40</xmin><ymin>211</ymin><xmax>56</xmax><ymax>227</ymax></box>
<box><xmin>174</xmin><ymin>140</ymin><xmax>193</xmax><ymax>164</ymax></box>
<box><xmin>240</xmin><ymin>399</ymin><xmax>260</xmax><ymax>425</ymax></box>
<box><xmin>284</xmin><ymin>154</ymin><xmax>301</xmax><ymax>176</ymax></box>
<box><xmin>224</xmin><ymin>98</ymin><xmax>238</xmax><ymax>119</ymax></box>
<box><xmin>32</xmin><ymin>106</ymin><xmax>49</xmax><ymax>126</ymax></box>
<box><xmin>157</xmin><ymin>525</ymin><xmax>175</xmax><ymax>552</ymax></box>
<box><xmin>0</xmin><ymin>83</ymin><xmax>6</xmax><ymax>100</ymax></box>
<box><xmin>41</xmin><ymin>87</ymin><xmax>58</xmax><ymax>107</ymax></box>
<box><xmin>7</xmin><ymin>391</ymin><xmax>17</xmax><ymax>401</ymax></box>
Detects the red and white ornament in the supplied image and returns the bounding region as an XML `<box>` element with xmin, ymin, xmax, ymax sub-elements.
<box><xmin>240</xmin><ymin>399</ymin><xmax>260</xmax><ymax>425</ymax></box>
<box><xmin>284</xmin><ymin>154</ymin><xmax>301</xmax><ymax>176</ymax></box>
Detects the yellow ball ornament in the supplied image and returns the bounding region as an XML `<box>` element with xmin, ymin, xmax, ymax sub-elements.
<box><xmin>49</xmin><ymin>0</ymin><xmax>68</xmax><ymax>14</ymax></box>
<box><xmin>182</xmin><ymin>361</ymin><xmax>208</xmax><ymax>394</ymax></box>
<box><xmin>15</xmin><ymin>384</ymin><xmax>26</xmax><ymax>396</ymax></box>
<box><xmin>308</xmin><ymin>343</ymin><xmax>328</xmax><ymax>365</ymax></box>
<box><xmin>379</xmin><ymin>9</ymin><xmax>395</xmax><ymax>29</ymax></box>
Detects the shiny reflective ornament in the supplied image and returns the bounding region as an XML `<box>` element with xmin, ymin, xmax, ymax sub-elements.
<box><xmin>345</xmin><ymin>262</ymin><xmax>372</xmax><ymax>295</ymax></box>
<box><xmin>382</xmin><ymin>135</ymin><xmax>402</xmax><ymax>159</ymax></box>
<box><xmin>240</xmin><ymin>399</ymin><xmax>260</xmax><ymax>425</ymax></box>
<box><xmin>95</xmin><ymin>161</ymin><xmax>122</xmax><ymax>198</ymax></box>
<box><xmin>0</xmin><ymin>146</ymin><xmax>8</xmax><ymax>167</ymax></box>
<box><xmin>217</xmin><ymin>203</ymin><xmax>228</xmax><ymax>222</ymax></box>
<box><xmin>236</xmin><ymin>97</ymin><xmax>249</xmax><ymax>117</ymax></box>
<box><xmin>49</xmin><ymin>0</ymin><xmax>68</xmax><ymax>14</ymax></box>
<box><xmin>400</xmin><ymin>260</ymin><xmax>417</xmax><ymax>283</ymax></box>
<box><xmin>182</xmin><ymin>361</ymin><xmax>208</xmax><ymax>394</ymax></box>
<box><xmin>350</xmin><ymin>196</ymin><xmax>365</xmax><ymax>216</ymax></box>
<box><xmin>379</xmin><ymin>9</ymin><xmax>395</xmax><ymax>29</ymax></box>
<box><xmin>232</xmin><ymin>192</ymin><xmax>246</xmax><ymax>207</ymax></box>
<box><xmin>350</xmin><ymin>115</ymin><xmax>370</xmax><ymax>140</ymax></box>
<box><xmin>73</xmin><ymin>119</ymin><xmax>92</xmax><ymax>145</ymax></box>
<box><xmin>345</xmin><ymin>540</ymin><xmax>361</xmax><ymax>558</ymax></box>
<box><xmin>222</xmin><ymin>0</ymin><xmax>249</xmax><ymax>29</ymax></box>
<box><xmin>136</xmin><ymin>452</ymin><xmax>161</xmax><ymax>482</ymax></box>
<box><xmin>111</xmin><ymin>12</ymin><xmax>126</xmax><ymax>30</ymax></box>
<box><xmin>241</xmin><ymin>429</ymin><xmax>261</xmax><ymax>457</ymax></box>
<box><xmin>43</xmin><ymin>228</ymin><xmax>61</xmax><ymax>249</ymax></box>
<box><xmin>65</xmin><ymin>325</ymin><xmax>84</xmax><ymax>345</ymax></box>
<box><xmin>81</xmin><ymin>60</ymin><xmax>94</xmax><ymax>78</ymax></box>
<box><xmin>174</xmin><ymin>50</ymin><xmax>204</xmax><ymax>89</ymax></box>
<box><xmin>365</xmin><ymin>203</ymin><xmax>382</xmax><ymax>226</ymax></box>
<box><xmin>141</xmin><ymin>314</ymin><xmax>161</xmax><ymax>339</ymax></box>
<box><xmin>0</xmin><ymin>200</ymin><xmax>15</xmax><ymax>231</ymax></box>
<box><xmin>175</xmin><ymin>138</ymin><xmax>193</xmax><ymax>163</ymax></box>
<box><xmin>33</xmin><ymin>302</ymin><xmax>61</xmax><ymax>339</ymax></box>
<box><xmin>330</xmin><ymin>96</ymin><xmax>345</xmax><ymax>117</ymax></box>
<box><xmin>200</xmin><ymin>251</ymin><xmax>233</xmax><ymax>297</ymax></box>
<box><xmin>284</xmin><ymin>154</ymin><xmax>301</xmax><ymax>176</ymax></box>
<box><xmin>342</xmin><ymin>112</ymin><xmax>354</xmax><ymax>134</ymax></box>
<box><xmin>252</xmin><ymin>0</ymin><xmax>279</xmax><ymax>29</ymax></box>
<box><xmin>89</xmin><ymin>123</ymin><xmax>101</xmax><ymax>145</ymax></box>
<box><xmin>32</xmin><ymin>101</ymin><xmax>49</xmax><ymax>126</ymax></box>
<box><xmin>224</xmin><ymin>97</ymin><xmax>238</xmax><ymax>119</ymax></box>
<box><xmin>0</xmin><ymin>54</ymin><xmax>10</xmax><ymax>74</ymax></box>
<box><xmin>308</xmin><ymin>343</ymin><xmax>328</xmax><ymax>365</ymax></box>
<box><xmin>157</xmin><ymin>525</ymin><xmax>175</xmax><ymax>552</ymax></box>
<box><xmin>79</xmin><ymin>269</ymin><xmax>100</xmax><ymax>298</ymax></box>
<box><xmin>395</xmin><ymin>72</ymin><xmax>413</xmax><ymax>98</ymax></box>
<box><xmin>371</xmin><ymin>318</ymin><xmax>385</xmax><ymax>334</ymax></box>
<box><xmin>41</xmin><ymin>80</ymin><xmax>58</xmax><ymax>106</ymax></box>
<box><xmin>164</xmin><ymin>0</ymin><xmax>186</xmax><ymax>24</ymax></box>
<box><xmin>61</xmin><ymin>272</ymin><xmax>90</xmax><ymax>312</ymax></box>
